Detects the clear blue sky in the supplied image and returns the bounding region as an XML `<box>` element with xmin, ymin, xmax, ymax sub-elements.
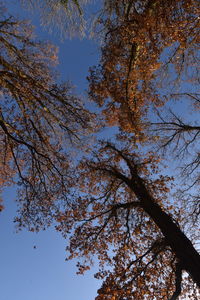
<box><xmin>0</xmin><ymin>1</ymin><xmax>101</xmax><ymax>299</ymax></box>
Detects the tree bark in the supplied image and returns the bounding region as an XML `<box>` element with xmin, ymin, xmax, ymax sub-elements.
<box><xmin>126</xmin><ymin>173</ymin><xmax>200</xmax><ymax>287</ymax></box>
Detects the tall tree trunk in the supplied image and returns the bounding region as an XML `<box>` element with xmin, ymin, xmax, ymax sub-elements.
<box><xmin>127</xmin><ymin>173</ymin><xmax>200</xmax><ymax>287</ymax></box>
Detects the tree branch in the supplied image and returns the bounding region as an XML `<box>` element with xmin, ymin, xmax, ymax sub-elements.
<box><xmin>169</xmin><ymin>261</ymin><xmax>182</xmax><ymax>300</ymax></box>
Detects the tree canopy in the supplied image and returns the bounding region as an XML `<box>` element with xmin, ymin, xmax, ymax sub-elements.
<box><xmin>1</xmin><ymin>0</ymin><xmax>200</xmax><ymax>299</ymax></box>
<box><xmin>0</xmin><ymin>3</ymin><xmax>92</xmax><ymax>223</ymax></box>
<box><xmin>20</xmin><ymin>0</ymin><xmax>90</xmax><ymax>37</ymax></box>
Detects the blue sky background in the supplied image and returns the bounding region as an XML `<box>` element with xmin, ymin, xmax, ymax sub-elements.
<box><xmin>0</xmin><ymin>1</ymin><xmax>101</xmax><ymax>299</ymax></box>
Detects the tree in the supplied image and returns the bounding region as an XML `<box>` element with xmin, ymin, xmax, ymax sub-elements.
<box><xmin>61</xmin><ymin>140</ymin><xmax>200</xmax><ymax>299</ymax></box>
<box><xmin>1</xmin><ymin>0</ymin><xmax>200</xmax><ymax>299</ymax></box>
<box><xmin>20</xmin><ymin>0</ymin><xmax>91</xmax><ymax>37</ymax></box>
<box><xmin>61</xmin><ymin>0</ymin><xmax>200</xmax><ymax>298</ymax></box>
<box><xmin>0</xmin><ymin>4</ymin><xmax>92</xmax><ymax>227</ymax></box>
